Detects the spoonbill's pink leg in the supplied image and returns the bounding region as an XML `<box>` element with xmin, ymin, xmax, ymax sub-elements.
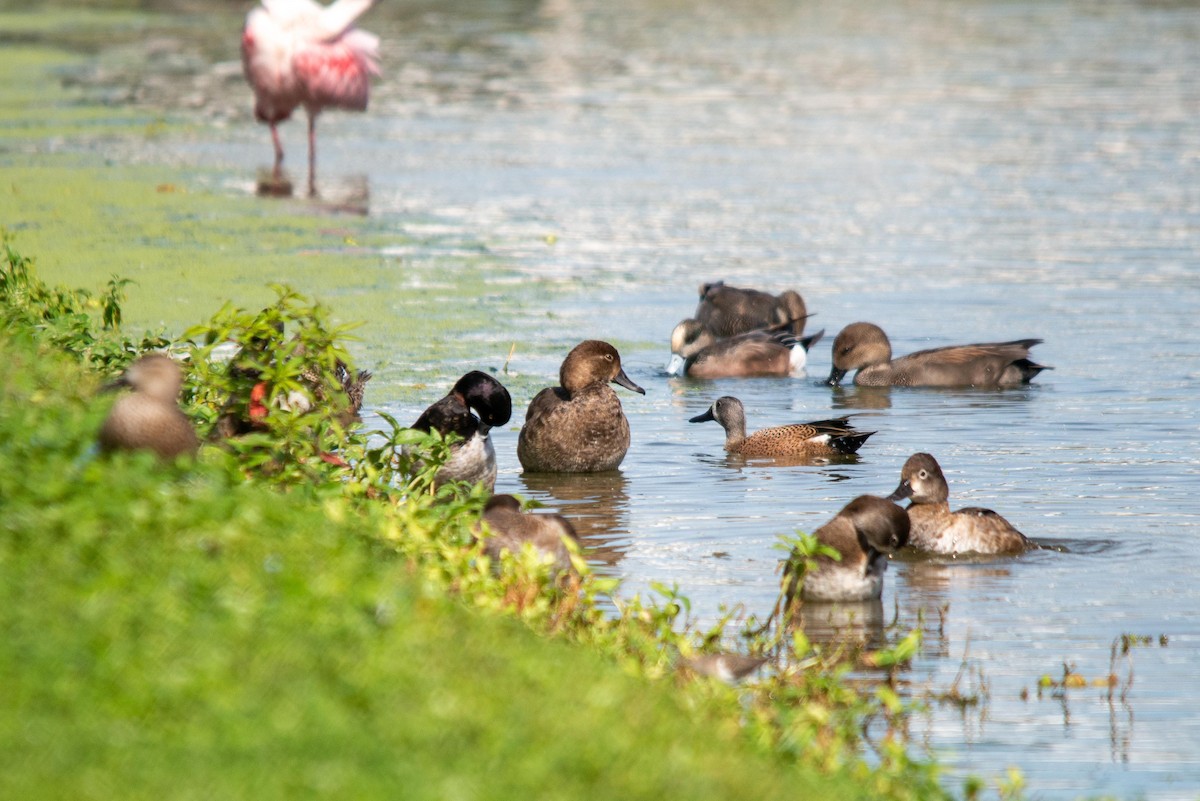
<box><xmin>270</xmin><ymin>122</ymin><xmax>285</xmax><ymax>179</ymax></box>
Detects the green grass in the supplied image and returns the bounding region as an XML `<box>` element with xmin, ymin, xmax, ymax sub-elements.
<box><xmin>0</xmin><ymin>332</ymin><xmax>895</xmax><ymax>800</ymax></box>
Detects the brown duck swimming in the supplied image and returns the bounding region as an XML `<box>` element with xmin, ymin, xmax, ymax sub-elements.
<box><xmin>695</xmin><ymin>281</ymin><xmax>808</xmax><ymax>338</ymax></box>
<box><xmin>98</xmin><ymin>353</ymin><xmax>199</xmax><ymax>461</ymax></box>
<box><xmin>689</xmin><ymin>396</ymin><xmax>873</xmax><ymax>458</ymax></box>
<box><xmin>476</xmin><ymin>494</ymin><xmax>581</xmax><ymax>574</ymax></box>
<box><xmin>887</xmin><ymin>452</ymin><xmax>1032</xmax><ymax>556</ymax></box>
<box><xmin>667</xmin><ymin>320</ymin><xmax>824</xmax><ymax>379</ymax></box>
<box><xmin>783</xmin><ymin>495</ymin><xmax>910</xmax><ymax>604</ymax></box>
<box><xmin>826</xmin><ymin>322</ymin><xmax>1049</xmax><ymax>388</ymax></box>
<box><xmin>411</xmin><ymin>371</ymin><xmax>512</xmax><ymax>490</ymax></box>
<box><xmin>518</xmin><ymin>340</ymin><xmax>645</xmax><ymax>473</ymax></box>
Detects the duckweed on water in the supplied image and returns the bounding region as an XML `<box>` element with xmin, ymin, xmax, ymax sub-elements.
<box><xmin>0</xmin><ymin>240</ymin><xmax>957</xmax><ymax>800</ymax></box>
<box><xmin>0</xmin><ymin>7</ymin><xmax>624</xmax><ymax>402</ymax></box>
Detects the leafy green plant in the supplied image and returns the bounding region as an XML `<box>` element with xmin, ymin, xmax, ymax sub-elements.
<box><xmin>0</xmin><ymin>246</ymin><xmax>954</xmax><ymax>800</ymax></box>
<box><xmin>777</xmin><ymin>530</ymin><xmax>844</xmax><ymax>618</ymax></box>
<box><xmin>0</xmin><ymin>231</ymin><xmax>168</xmax><ymax>371</ymax></box>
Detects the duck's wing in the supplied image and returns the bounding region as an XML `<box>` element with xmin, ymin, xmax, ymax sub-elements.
<box><xmin>892</xmin><ymin>340</ymin><xmax>1048</xmax><ymax>387</ymax></box>
<box><xmin>791</xmin><ymin>416</ymin><xmax>855</xmax><ymax>435</ymax></box>
<box><xmin>522</xmin><ymin>386</ymin><xmax>570</xmax><ymax>424</ymax></box>
<box><xmin>907</xmin><ymin>339</ymin><xmax>1042</xmax><ymax>363</ymax></box>
<box><xmin>688</xmin><ymin>337</ymin><xmax>790</xmax><ymax>378</ymax></box>
<box><xmin>696</xmin><ymin>286</ymin><xmax>781</xmax><ymax>337</ymax></box>
<box><xmin>794</xmin><ymin>417</ymin><xmax>875</xmax><ymax>455</ymax></box>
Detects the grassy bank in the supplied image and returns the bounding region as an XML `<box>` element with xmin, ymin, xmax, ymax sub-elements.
<box><xmin>0</xmin><ymin>241</ymin><xmax>950</xmax><ymax>799</ymax></box>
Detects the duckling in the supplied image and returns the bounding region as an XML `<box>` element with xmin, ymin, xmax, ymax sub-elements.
<box><xmin>411</xmin><ymin>371</ymin><xmax>512</xmax><ymax>490</ymax></box>
<box><xmin>518</xmin><ymin>340</ymin><xmax>645</xmax><ymax>473</ymax></box>
<box><xmin>783</xmin><ymin>495</ymin><xmax>909</xmax><ymax>605</ymax></box>
<box><xmin>476</xmin><ymin>494</ymin><xmax>581</xmax><ymax>574</ymax></box>
<box><xmin>696</xmin><ymin>281</ymin><xmax>808</xmax><ymax>338</ymax></box>
<box><xmin>98</xmin><ymin>353</ymin><xmax>199</xmax><ymax>461</ymax></box>
<box><xmin>826</xmin><ymin>322</ymin><xmax>1049</xmax><ymax>388</ymax></box>
<box><xmin>667</xmin><ymin>320</ymin><xmax>824</xmax><ymax>379</ymax></box>
<box><xmin>887</xmin><ymin>452</ymin><xmax>1032</xmax><ymax>555</ymax></box>
<box><xmin>689</xmin><ymin>396</ymin><xmax>873</xmax><ymax>459</ymax></box>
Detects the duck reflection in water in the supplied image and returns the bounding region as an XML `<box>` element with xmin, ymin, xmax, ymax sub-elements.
<box><xmin>827</xmin><ymin>384</ymin><xmax>893</xmax><ymax>411</ymax></box>
<box><xmin>516</xmin><ymin>471</ymin><xmax>631</xmax><ymax>568</ymax></box>
<box><xmin>790</xmin><ymin>599</ymin><xmax>888</xmax><ymax>650</ymax></box>
<box><xmin>891</xmin><ymin>559</ymin><xmax>1020</xmax><ymax>661</ymax></box>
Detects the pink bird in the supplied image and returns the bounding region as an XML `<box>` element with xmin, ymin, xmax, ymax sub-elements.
<box><xmin>241</xmin><ymin>0</ymin><xmax>381</xmax><ymax>195</ymax></box>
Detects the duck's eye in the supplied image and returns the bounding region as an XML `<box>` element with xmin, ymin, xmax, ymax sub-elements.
<box><xmin>918</xmin><ymin>469</ymin><xmax>928</xmax><ymax>479</ymax></box>
<box><xmin>604</xmin><ymin>353</ymin><xmax>613</xmax><ymax>362</ymax></box>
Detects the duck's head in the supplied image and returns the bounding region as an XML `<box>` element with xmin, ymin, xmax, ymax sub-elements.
<box><xmin>887</xmin><ymin>452</ymin><xmax>949</xmax><ymax>505</ymax></box>
<box><xmin>826</xmin><ymin>322</ymin><xmax>892</xmax><ymax>386</ymax></box>
<box><xmin>561</xmin><ymin>340</ymin><xmax>645</xmax><ymax>396</ymax></box>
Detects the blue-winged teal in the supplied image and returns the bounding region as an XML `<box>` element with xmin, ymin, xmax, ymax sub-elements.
<box><xmin>99</xmin><ymin>353</ymin><xmax>199</xmax><ymax>461</ymax></box>
<box><xmin>411</xmin><ymin>371</ymin><xmax>512</xmax><ymax>490</ymax></box>
<box><xmin>826</xmin><ymin>322</ymin><xmax>1049</xmax><ymax>388</ymax></box>
<box><xmin>518</xmin><ymin>340</ymin><xmax>645</xmax><ymax>473</ymax></box>
<box><xmin>689</xmin><ymin>396</ymin><xmax>873</xmax><ymax>458</ymax></box>
<box><xmin>784</xmin><ymin>495</ymin><xmax>909</xmax><ymax>604</ymax></box>
<box><xmin>887</xmin><ymin>452</ymin><xmax>1032</xmax><ymax>555</ymax></box>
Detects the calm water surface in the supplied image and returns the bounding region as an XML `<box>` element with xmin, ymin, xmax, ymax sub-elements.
<box><xmin>53</xmin><ymin>0</ymin><xmax>1200</xmax><ymax>796</ymax></box>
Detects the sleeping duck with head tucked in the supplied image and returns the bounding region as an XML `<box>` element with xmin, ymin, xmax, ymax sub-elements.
<box><xmin>411</xmin><ymin>371</ymin><xmax>512</xmax><ymax>490</ymax></box>
<box><xmin>518</xmin><ymin>340</ymin><xmax>645</xmax><ymax>473</ymax></box>
<box><xmin>887</xmin><ymin>452</ymin><xmax>1032</xmax><ymax>556</ymax></box>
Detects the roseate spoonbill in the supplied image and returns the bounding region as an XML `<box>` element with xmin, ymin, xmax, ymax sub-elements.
<box><xmin>241</xmin><ymin>0</ymin><xmax>381</xmax><ymax>194</ymax></box>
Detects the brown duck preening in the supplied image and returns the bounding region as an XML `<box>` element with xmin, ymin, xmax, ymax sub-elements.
<box><xmin>783</xmin><ymin>495</ymin><xmax>909</xmax><ymax>605</ymax></box>
<box><xmin>476</xmin><ymin>494</ymin><xmax>582</xmax><ymax>574</ymax></box>
<box><xmin>695</xmin><ymin>281</ymin><xmax>809</xmax><ymax>338</ymax></box>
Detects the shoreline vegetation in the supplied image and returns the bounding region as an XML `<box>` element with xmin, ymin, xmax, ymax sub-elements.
<box><xmin>0</xmin><ymin>236</ymin><xmax>965</xmax><ymax>799</ymax></box>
